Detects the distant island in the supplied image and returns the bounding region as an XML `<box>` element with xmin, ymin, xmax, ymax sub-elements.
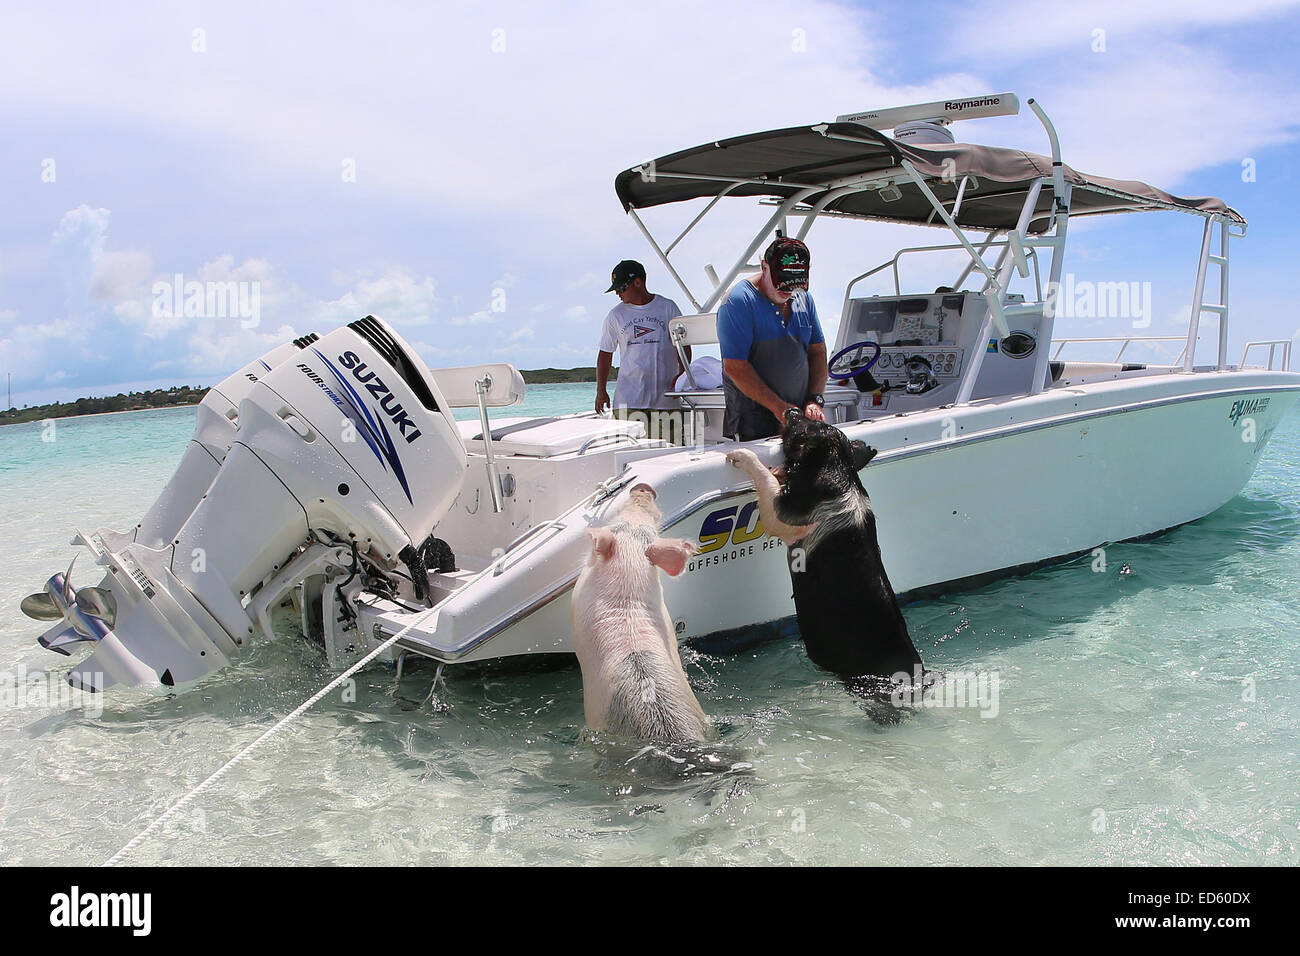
<box><xmin>1</xmin><ymin>368</ymin><xmax>612</xmax><ymax>425</ymax></box>
<box><xmin>1</xmin><ymin>386</ymin><xmax>211</xmax><ymax>425</ymax></box>
<box><xmin>518</xmin><ymin>367</ymin><xmax>614</xmax><ymax>384</ymax></box>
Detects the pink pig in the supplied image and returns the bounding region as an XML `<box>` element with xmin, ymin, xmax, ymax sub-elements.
<box><xmin>570</xmin><ymin>483</ymin><xmax>711</xmax><ymax>742</ymax></box>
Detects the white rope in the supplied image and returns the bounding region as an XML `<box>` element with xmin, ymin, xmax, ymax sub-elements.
<box><xmin>103</xmin><ymin>474</ymin><xmax>630</xmax><ymax>867</ymax></box>
<box><xmin>103</xmin><ymin>604</ymin><xmax>437</xmax><ymax>867</ymax></box>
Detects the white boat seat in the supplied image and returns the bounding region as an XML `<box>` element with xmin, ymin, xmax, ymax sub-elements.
<box><xmin>456</xmin><ymin>416</ymin><xmax>647</xmax><ymax>457</ymax></box>
<box><xmin>427</xmin><ymin>363</ymin><xmax>526</xmax><ymax>408</ymax></box>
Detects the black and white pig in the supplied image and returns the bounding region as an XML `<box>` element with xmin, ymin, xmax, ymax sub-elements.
<box><xmin>570</xmin><ymin>483</ymin><xmax>712</xmax><ymax>743</ymax></box>
<box><xmin>726</xmin><ymin>410</ymin><xmax>923</xmax><ymax>684</ymax></box>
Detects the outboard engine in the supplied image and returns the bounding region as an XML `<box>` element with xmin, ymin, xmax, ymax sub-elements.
<box><xmin>22</xmin><ymin>335</ymin><xmax>320</xmax><ymax>656</ymax></box>
<box><xmin>23</xmin><ymin>316</ymin><xmax>468</xmax><ymax>692</ymax></box>
<box><xmin>104</xmin><ymin>333</ymin><xmax>321</xmax><ymax>552</ymax></box>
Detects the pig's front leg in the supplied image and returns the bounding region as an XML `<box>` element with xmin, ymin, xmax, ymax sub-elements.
<box><xmin>645</xmin><ymin>536</ymin><xmax>698</xmax><ymax>664</ymax></box>
<box><xmin>645</xmin><ymin>537</ymin><xmax>697</xmax><ymax>578</ymax></box>
<box><xmin>726</xmin><ymin>449</ymin><xmax>817</xmax><ymax>546</ymax></box>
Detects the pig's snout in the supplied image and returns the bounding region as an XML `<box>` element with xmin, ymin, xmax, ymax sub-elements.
<box><xmin>630</xmin><ymin>482</ymin><xmax>656</xmax><ymax>499</ymax></box>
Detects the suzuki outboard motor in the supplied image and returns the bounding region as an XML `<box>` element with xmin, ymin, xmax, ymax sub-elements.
<box><xmin>22</xmin><ymin>335</ymin><xmax>320</xmax><ymax>661</ymax></box>
<box><xmin>25</xmin><ymin>316</ymin><xmax>468</xmax><ymax>692</ymax></box>
<box><xmin>104</xmin><ymin>333</ymin><xmax>321</xmax><ymax>553</ymax></box>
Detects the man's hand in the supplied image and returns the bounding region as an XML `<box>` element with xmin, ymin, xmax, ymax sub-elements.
<box><xmin>595</xmin><ymin>349</ymin><xmax>614</xmax><ymax>415</ymax></box>
<box><xmin>803</xmin><ymin>402</ymin><xmax>826</xmax><ymax>422</ymax></box>
<box><xmin>773</xmin><ymin>402</ymin><xmax>799</xmax><ymax>428</ymax></box>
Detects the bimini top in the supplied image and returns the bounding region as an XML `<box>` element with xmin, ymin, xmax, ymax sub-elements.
<box><xmin>614</xmin><ymin>122</ymin><xmax>1245</xmax><ymax>233</ymax></box>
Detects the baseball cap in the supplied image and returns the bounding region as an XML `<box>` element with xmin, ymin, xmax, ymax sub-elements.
<box><xmin>763</xmin><ymin>237</ymin><xmax>810</xmax><ymax>292</ymax></box>
<box><xmin>606</xmin><ymin>260</ymin><xmax>647</xmax><ymax>293</ymax></box>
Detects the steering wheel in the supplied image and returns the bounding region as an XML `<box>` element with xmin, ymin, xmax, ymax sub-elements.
<box><xmin>828</xmin><ymin>340</ymin><xmax>882</xmax><ymax>381</ymax></box>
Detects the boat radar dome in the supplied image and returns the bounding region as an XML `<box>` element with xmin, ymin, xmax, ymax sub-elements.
<box><xmin>892</xmin><ymin>120</ymin><xmax>955</xmax><ymax>145</ymax></box>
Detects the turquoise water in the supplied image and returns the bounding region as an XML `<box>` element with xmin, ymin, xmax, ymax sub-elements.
<box><xmin>1</xmin><ymin>387</ymin><xmax>1297</xmax><ymax>865</ymax></box>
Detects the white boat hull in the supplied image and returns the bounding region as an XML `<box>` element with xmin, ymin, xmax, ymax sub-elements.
<box><xmin>361</xmin><ymin>369</ymin><xmax>1300</xmax><ymax>665</ymax></box>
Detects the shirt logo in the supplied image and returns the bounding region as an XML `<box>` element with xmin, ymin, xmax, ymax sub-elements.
<box><xmin>633</xmin><ymin>324</ymin><xmax>655</xmax><ymax>339</ymax></box>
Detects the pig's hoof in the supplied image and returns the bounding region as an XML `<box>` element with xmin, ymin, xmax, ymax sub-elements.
<box><xmin>726</xmin><ymin>449</ymin><xmax>757</xmax><ymax>469</ymax></box>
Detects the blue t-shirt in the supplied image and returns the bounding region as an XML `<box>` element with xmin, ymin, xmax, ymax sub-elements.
<box><xmin>717</xmin><ymin>279</ymin><xmax>827</xmax><ymax>439</ymax></box>
<box><xmin>717</xmin><ymin>280</ymin><xmax>824</xmax><ymax>361</ymax></box>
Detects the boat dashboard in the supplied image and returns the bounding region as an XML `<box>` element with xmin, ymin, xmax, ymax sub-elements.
<box><xmin>663</xmin><ymin>289</ymin><xmax>1048</xmax><ymax>442</ymax></box>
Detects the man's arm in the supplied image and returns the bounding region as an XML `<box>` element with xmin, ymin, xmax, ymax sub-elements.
<box><xmin>723</xmin><ymin>358</ymin><xmax>798</xmax><ymax>421</ymax></box>
<box><xmin>595</xmin><ymin>350</ymin><xmax>614</xmax><ymax>413</ymax></box>
<box><xmin>678</xmin><ymin>345</ymin><xmax>692</xmax><ymax>376</ymax></box>
<box><xmin>806</xmin><ymin>342</ymin><xmax>828</xmax><ymax>396</ymax></box>
<box><xmin>804</xmin><ymin>342</ymin><xmax>828</xmax><ymax>421</ymax></box>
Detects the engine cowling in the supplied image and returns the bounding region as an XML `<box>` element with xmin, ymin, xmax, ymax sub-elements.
<box><xmin>60</xmin><ymin>316</ymin><xmax>468</xmax><ymax>691</ymax></box>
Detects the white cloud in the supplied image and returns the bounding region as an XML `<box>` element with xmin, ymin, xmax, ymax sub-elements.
<box><xmin>0</xmin><ymin>316</ymin><xmax>95</xmax><ymax>391</ymax></box>
<box><xmin>197</xmin><ymin>255</ymin><xmax>273</xmax><ymax>284</ymax></box>
<box><xmin>172</xmin><ymin>324</ymin><xmax>303</xmax><ymax>379</ymax></box>
<box><xmin>4</xmin><ymin>3</ymin><xmax>1300</xmax><ymax>395</ymax></box>
<box><xmin>1013</xmin><ymin>43</ymin><xmax>1300</xmax><ymax>188</ymax></box>
<box><xmin>51</xmin><ymin>205</ymin><xmax>115</xmax><ymax>293</ymax></box>
<box><xmin>52</xmin><ymin>205</ymin><xmax>110</xmax><ymax>253</ymax></box>
<box><xmin>0</xmin><ymin>2</ymin><xmax>977</xmax><ymax>234</ymax></box>
<box><xmin>316</xmin><ymin>269</ymin><xmax>438</xmax><ymax>327</ymax></box>
<box><xmin>952</xmin><ymin>0</ymin><xmax>1300</xmax><ymax>56</ymax></box>
<box><xmin>450</xmin><ymin>310</ymin><xmax>495</xmax><ymax>326</ymax></box>
<box><xmin>90</xmin><ymin>249</ymin><xmax>153</xmax><ymax>302</ymax></box>
<box><xmin>408</xmin><ymin>341</ymin><xmax>476</xmax><ymax>363</ymax></box>
<box><xmin>49</xmin><ymin>205</ymin><xmax>158</xmax><ymax>330</ymax></box>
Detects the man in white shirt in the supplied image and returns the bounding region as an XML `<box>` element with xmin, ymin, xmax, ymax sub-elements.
<box><xmin>595</xmin><ymin>260</ymin><xmax>688</xmax><ymax>442</ymax></box>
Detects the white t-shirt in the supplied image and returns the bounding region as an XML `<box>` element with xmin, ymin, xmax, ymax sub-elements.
<box><xmin>598</xmin><ymin>294</ymin><xmax>683</xmax><ymax>410</ymax></box>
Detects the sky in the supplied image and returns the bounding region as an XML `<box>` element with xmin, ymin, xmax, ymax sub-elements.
<box><xmin>2</xmin><ymin>0</ymin><xmax>1299</xmax><ymax>407</ymax></box>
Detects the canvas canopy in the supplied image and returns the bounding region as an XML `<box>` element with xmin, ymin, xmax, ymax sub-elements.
<box><xmin>614</xmin><ymin>123</ymin><xmax>1244</xmax><ymax>233</ymax></box>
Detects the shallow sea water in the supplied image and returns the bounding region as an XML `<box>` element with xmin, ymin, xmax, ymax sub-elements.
<box><xmin>1</xmin><ymin>385</ymin><xmax>1297</xmax><ymax>865</ymax></box>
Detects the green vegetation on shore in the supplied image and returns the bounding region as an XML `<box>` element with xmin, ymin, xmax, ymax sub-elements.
<box><xmin>2</xmin><ymin>370</ymin><xmax>613</xmax><ymax>424</ymax></box>
<box><xmin>1</xmin><ymin>386</ymin><xmax>211</xmax><ymax>425</ymax></box>
<box><xmin>518</xmin><ymin>367</ymin><xmax>614</xmax><ymax>384</ymax></box>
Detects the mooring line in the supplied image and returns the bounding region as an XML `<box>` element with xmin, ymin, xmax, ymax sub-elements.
<box><xmin>103</xmin><ymin>477</ymin><xmax>627</xmax><ymax>866</ymax></box>
<box><xmin>102</xmin><ymin>607</ymin><xmax>436</xmax><ymax>867</ymax></box>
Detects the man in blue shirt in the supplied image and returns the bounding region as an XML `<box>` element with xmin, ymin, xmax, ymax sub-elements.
<box><xmin>718</xmin><ymin>237</ymin><xmax>828</xmax><ymax>441</ymax></box>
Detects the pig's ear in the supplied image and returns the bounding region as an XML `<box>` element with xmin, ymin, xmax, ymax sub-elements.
<box><xmin>646</xmin><ymin>538</ymin><xmax>697</xmax><ymax>577</ymax></box>
<box><xmin>587</xmin><ymin>527</ymin><xmax>616</xmax><ymax>560</ymax></box>
<box><xmin>851</xmin><ymin>441</ymin><xmax>877</xmax><ymax>471</ymax></box>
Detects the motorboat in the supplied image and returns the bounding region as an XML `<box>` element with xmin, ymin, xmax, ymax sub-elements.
<box><xmin>21</xmin><ymin>93</ymin><xmax>1299</xmax><ymax>692</ymax></box>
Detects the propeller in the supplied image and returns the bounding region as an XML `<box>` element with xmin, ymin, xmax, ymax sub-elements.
<box><xmin>20</xmin><ymin>592</ymin><xmax>62</xmax><ymax>621</ymax></box>
<box><xmin>37</xmin><ymin>626</ymin><xmax>91</xmax><ymax>656</ymax></box>
<box><xmin>63</xmin><ymin>554</ymin><xmax>76</xmax><ymax>605</ymax></box>
<box><xmin>75</xmin><ymin>586</ymin><xmax>118</xmax><ymax>628</ymax></box>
